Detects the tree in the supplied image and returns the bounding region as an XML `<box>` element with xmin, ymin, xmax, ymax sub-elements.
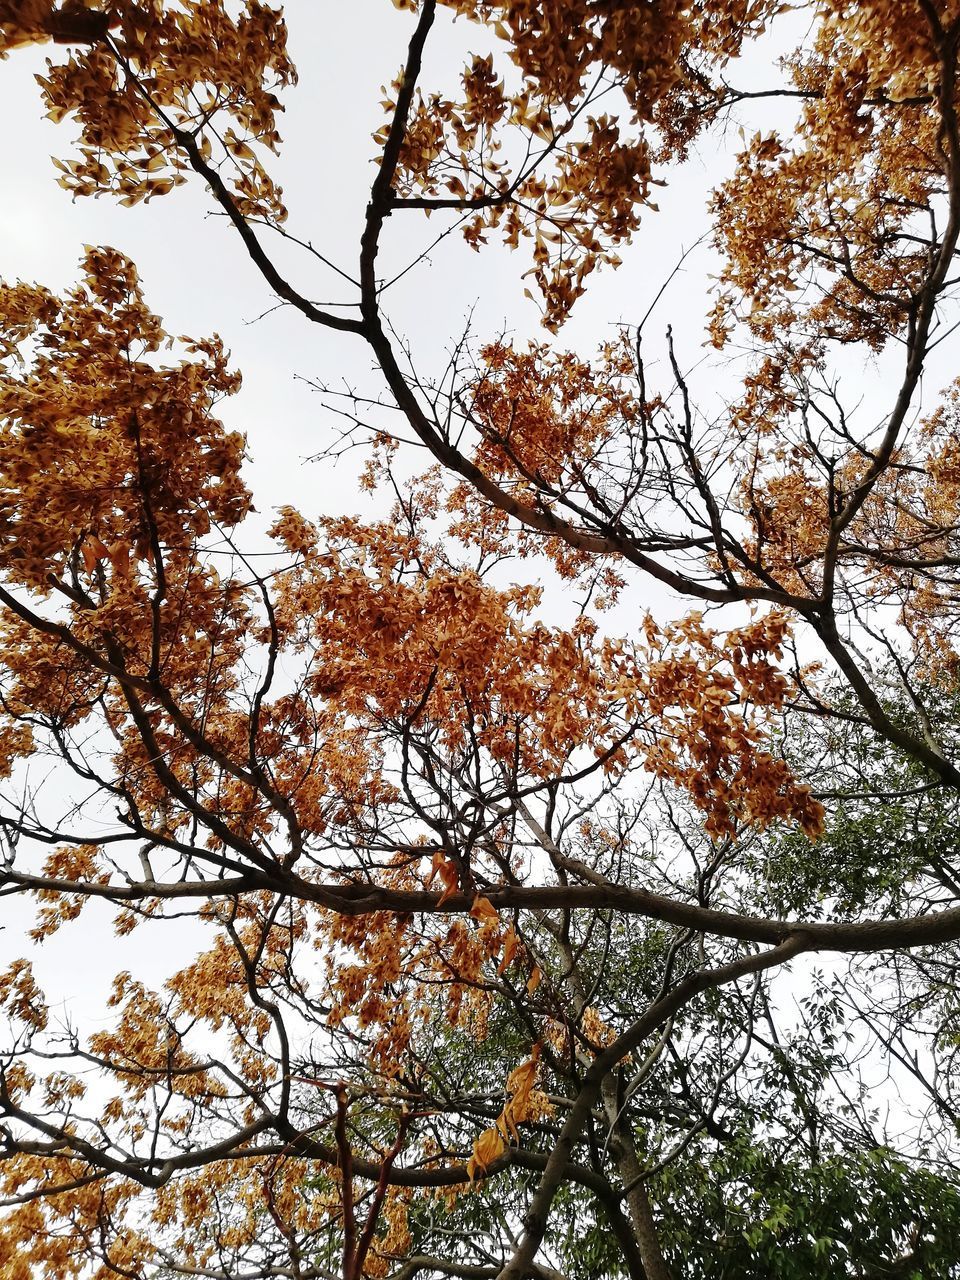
<box><xmin>2</xmin><ymin>0</ymin><xmax>960</xmax><ymax>1277</ymax></box>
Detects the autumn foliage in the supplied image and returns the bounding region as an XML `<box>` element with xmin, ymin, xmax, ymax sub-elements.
<box><xmin>2</xmin><ymin>2</ymin><xmax>960</xmax><ymax>1279</ymax></box>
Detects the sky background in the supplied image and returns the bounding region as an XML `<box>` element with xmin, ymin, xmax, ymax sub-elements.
<box><xmin>0</xmin><ymin>0</ymin><xmax>833</xmax><ymax>1008</ymax></box>
<box><xmin>0</xmin><ymin>1</ymin><xmax>934</xmax><ymax>1097</ymax></box>
<box><xmin>2</xmin><ymin>1</ymin><xmax>758</xmax><ymax>527</ymax></box>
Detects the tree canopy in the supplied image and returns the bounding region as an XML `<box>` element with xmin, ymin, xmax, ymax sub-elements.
<box><xmin>2</xmin><ymin>2</ymin><xmax>960</xmax><ymax>1278</ymax></box>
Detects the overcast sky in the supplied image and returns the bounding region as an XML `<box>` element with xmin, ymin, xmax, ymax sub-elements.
<box><xmin>0</xmin><ymin>2</ymin><xmax>849</xmax><ymax>1004</ymax></box>
<box><xmin>0</xmin><ymin>2</ymin><xmax>929</xmax><ymax>1034</ymax></box>
<box><xmin>1</xmin><ymin>2</ymin><xmax>746</xmax><ymax>527</ymax></box>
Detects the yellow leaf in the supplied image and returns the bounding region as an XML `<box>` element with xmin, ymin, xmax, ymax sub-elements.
<box><xmin>470</xmin><ymin>895</ymin><xmax>498</xmax><ymax>926</ymax></box>
<box><xmin>109</xmin><ymin>541</ymin><xmax>132</xmax><ymax>580</ymax></box>
<box><xmin>436</xmin><ymin>860</ymin><xmax>460</xmax><ymax>905</ymax></box>
<box><xmin>80</xmin><ymin>542</ymin><xmax>97</xmax><ymax>574</ymax></box>
<box><xmin>467</xmin><ymin>1125</ymin><xmax>505</xmax><ymax>1182</ymax></box>
<box><xmin>425</xmin><ymin>853</ymin><xmax>459</xmax><ymax>905</ymax></box>
<box><xmin>81</xmin><ymin>535</ymin><xmax>108</xmax><ymax>574</ymax></box>
<box><xmin>497</xmin><ymin>924</ymin><xmax>519</xmax><ymax>975</ymax></box>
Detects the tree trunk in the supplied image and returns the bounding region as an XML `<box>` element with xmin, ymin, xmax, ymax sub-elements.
<box><xmin>599</xmin><ymin>1077</ymin><xmax>673</xmax><ymax>1280</ymax></box>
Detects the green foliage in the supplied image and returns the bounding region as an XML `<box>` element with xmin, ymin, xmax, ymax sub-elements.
<box><xmin>657</xmin><ymin>1142</ymin><xmax>960</xmax><ymax>1278</ymax></box>
<box><xmin>751</xmin><ymin>676</ymin><xmax>960</xmax><ymax>921</ymax></box>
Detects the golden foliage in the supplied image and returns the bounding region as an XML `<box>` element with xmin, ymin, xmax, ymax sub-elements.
<box><xmin>1</xmin><ymin>2</ymin><xmax>959</xmax><ymax>1277</ymax></box>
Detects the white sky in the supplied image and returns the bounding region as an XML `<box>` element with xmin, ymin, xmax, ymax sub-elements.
<box><xmin>0</xmin><ymin>2</ymin><xmax>946</xmax><ymax>1126</ymax></box>
<box><xmin>2</xmin><ymin>1</ymin><xmax>752</xmax><ymax>526</ymax></box>
<box><xmin>0</xmin><ymin>0</ymin><xmax>853</xmax><ymax>1013</ymax></box>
